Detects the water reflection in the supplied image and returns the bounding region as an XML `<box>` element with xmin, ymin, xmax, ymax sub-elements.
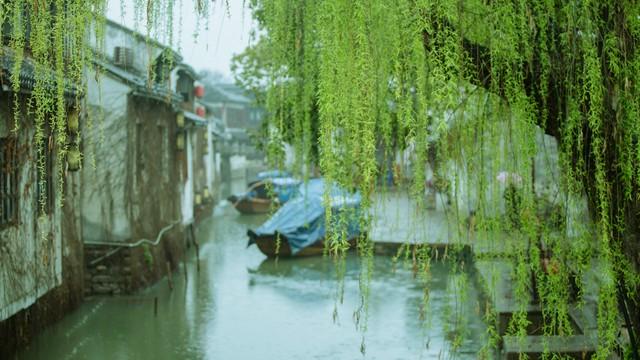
<box><xmin>18</xmin><ymin>203</ymin><xmax>485</xmax><ymax>360</ymax></box>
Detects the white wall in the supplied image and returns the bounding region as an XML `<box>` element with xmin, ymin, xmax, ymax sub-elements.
<box><xmin>205</xmin><ymin>123</ymin><xmax>215</xmax><ymax>192</ymax></box>
<box><xmin>90</xmin><ymin>22</ymin><xmax>166</xmax><ymax>75</ymax></box>
<box><xmin>81</xmin><ymin>71</ymin><xmax>133</xmax><ymax>243</ymax></box>
<box><xmin>181</xmin><ymin>131</ymin><xmax>195</xmax><ymax>225</ymax></box>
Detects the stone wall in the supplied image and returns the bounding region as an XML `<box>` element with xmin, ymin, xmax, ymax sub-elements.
<box><xmin>81</xmin><ymin>89</ymin><xmax>189</xmax><ymax>296</ymax></box>
<box><xmin>0</xmin><ymin>171</ymin><xmax>84</xmax><ymax>359</ymax></box>
<box><xmin>0</xmin><ymin>96</ymin><xmax>64</xmax><ymax>322</ymax></box>
<box><xmin>0</xmin><ymin>90</ymin><xmax>85</xmax><ymax>359</ymax></box>
<box><xmin>84</xmin><ymin>246</ymin><xmax>133</xmax><ymax>296</ymax></box>
<box><xmin>84</xmin><ymin>225</ymin><xmax>186</xmax><ymax>297</ymax></box>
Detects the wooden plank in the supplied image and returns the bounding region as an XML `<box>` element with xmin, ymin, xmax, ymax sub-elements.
<box><xmin>502</xmin><ymin>335</ymin><xmax>597</xmax><ymax>359</ymax></box>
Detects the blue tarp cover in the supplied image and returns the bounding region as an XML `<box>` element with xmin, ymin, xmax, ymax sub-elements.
<box><xmin>250</xmin><ymin>178</ymin><xmax>361</xmax><ymax>254</ymax></box>
<box><xmin>270</xmin><ymin>178</ymin><xmax>302</xmax><ymax>203</ymax></box>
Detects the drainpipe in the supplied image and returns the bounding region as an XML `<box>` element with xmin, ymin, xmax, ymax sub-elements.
<box><xmin>87</xmin><ymin>221</ymin><xmax>180</xmax><ymax>266</ymax></box>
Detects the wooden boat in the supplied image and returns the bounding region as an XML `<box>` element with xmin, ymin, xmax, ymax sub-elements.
<box><xmin>227</xmin><ymin>194</ymin><xmax>276</xmax><ymax>215</ymax></box>
<box><xmin>247</xmin><ymin>230</ymin><xmax>358</xmax><ymax>257</ymax></box>
<box><xmin>228</xmin><ymin>177</ymin><xmax>299</xmax><ymax>215</ymax></box>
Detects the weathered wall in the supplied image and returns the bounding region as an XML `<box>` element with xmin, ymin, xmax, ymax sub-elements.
<box><xmin>83</xmin><ymin>94</ymin><xmax>187</xmax><ymax>297</ymax></box>
<box><xmin>204</xmin><ymin>127</ymin><xmax>214</xmax><ymax>198</ymax></box>
<box><xmin>193</xmin><ymin>128</ymin><xmax>207</xmax><ymax>197</ymax></box>
<box><xmin>128</xmin><ymin>95</ymin><xmax>182</xmax><ymax>235</ymax></box>
<box><xmin>203</xmin><ymin>124</ymin><xmax>224</xmax><ymax>203</ymax></box>
<box><xmin>0</xmin><ymin>95</ymin><xmax>62</xmax><ymax>321</ymax></box>
<box><xmin>84</xmin><ymin>224</ymin><xmax>184</xmax><ymax>297</ymax></box>
<box><xmin>181</xmin><ymin>130</ymin><xmax>195</xmax><ymax>225</ymax></box>
<box><xmin>0</xmin><ymin>94</ymin><xmax>84</xmax><ymax>358</ymax></box>
<box><xmin>82</xmin><ymin>74</ymin><xmax>132</xmax><ymax>243</ymax></box>
<box><xmin>213</xmin><ymin>145</ymin><xmax>222</xmax><ymax>200</ymax></box>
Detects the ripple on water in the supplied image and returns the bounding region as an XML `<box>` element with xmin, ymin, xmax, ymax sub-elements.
<box><xmin>18</xmin><ymin>204</ymin><xmax>486</xmax><ymax>360</ymax></box>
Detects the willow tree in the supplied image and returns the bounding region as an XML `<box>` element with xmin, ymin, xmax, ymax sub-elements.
<box><xmin>246</xmin><ymin>0</ymin><xmax>640</xmax><ymax>357</ymax></box>
<box><xmin>8</xmin><ymin>0</ymin><xmax>640</xmax><ymax>356</ymax></box>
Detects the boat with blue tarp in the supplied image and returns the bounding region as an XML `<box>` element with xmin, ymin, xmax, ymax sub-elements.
<box><xmin>247</xmin><ymin>178</ymin><xmax>362</xmax><ymax>257</ymax></box>
<box><xmin>228</xmin><ymin>176</ymin><xmax>301</xmax><ymax>214</ymax></box>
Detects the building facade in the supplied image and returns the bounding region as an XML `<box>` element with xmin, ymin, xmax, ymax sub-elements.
<box><xmin>81</xmin><ymin>20</ymin><xmax>210</xmax><ymax>296</ymax></box>
<box><xmin>0</xmin><ymin>50</ymin><xmax>84</xmax><ymax>357</ymax></box>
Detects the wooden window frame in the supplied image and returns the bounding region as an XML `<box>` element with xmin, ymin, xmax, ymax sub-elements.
<box><xmin>0</xmin><ymin>137</ymin><xmax>19</xmax><ymax>228</ymax></box>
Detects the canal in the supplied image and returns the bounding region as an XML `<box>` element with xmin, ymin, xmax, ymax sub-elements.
<box><xmin>18</xmin><ymin>199</ymin><xmax>487</xmax><ymax>359</ymax></box>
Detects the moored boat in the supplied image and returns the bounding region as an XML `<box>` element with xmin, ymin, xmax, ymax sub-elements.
<box><xmin>246</xmin><ymin>231</ymin><xmax>359</xmax><ymax>257</ymax></box>
<box><xmin>227</xmin><ymin>194</ymin><xmax>273</xmax><ymax>214</ymax></box>
<box><xmin>228</xmin><ymin>176</ymin><xmax>301</xmax><ymax>215</ymax></box>
<box><xmin>247</xmin><ymin>178</ymin><xmax>362</xmax><ymax>257</ymax></box>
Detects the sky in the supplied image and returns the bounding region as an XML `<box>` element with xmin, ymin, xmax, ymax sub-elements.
<box><xmin>106</xmin><ymin>0</ymin><xmax>256</xmax><ymax>80</ymax></box>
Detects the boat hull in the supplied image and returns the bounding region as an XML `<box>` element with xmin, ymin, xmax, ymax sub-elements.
<box><xmin>249</xmin><ymin>233</ymin><xmax>358</xmax><ymax>257</ymax></box>
<box><xmin>228</xmin><ymin>195</ymin><xmax>275</xmax><ymax>215</ymax></box>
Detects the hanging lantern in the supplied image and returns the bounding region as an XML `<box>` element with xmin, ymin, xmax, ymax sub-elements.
<box><xmin>196</xmin><ymin>106</ymin><xmax>205</xmax><ymax>117</ymax></box>
<box><xmin>195</xmin><ymin>192</ymin><xmax>202</xmax><ymax>205</ymax></box>
<box><xmin>176</xmin><ymin>112</ymin><xmax>185</xmax><ymax>129</ymax></box>
<box><xmin>176</xmin><ymin>133</ymin><xmax>185</xmax><ymax>151</ymax></box>
<box><xmin>194</xmin><ymin>85</ymin><xmax>205</xmax><ymax>98</ymax></box>
<box><xmin>67</xmin><ymin>148</ymin><xmax>81</xmax><ymax>171</ymax></box>
<box><xmin>203</xmin><ymin>187</ymin><xmax>211</xmax><ymax>200</ymax></box>
<box><xmin>68</xmin><ymin>109</ymin><xmax>79</xmax><ymax>132</ymax></box>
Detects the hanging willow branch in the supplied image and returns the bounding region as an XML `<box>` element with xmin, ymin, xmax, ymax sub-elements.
<box><xmin>248</xmin><ymin>0</ymin><xmax>640</xmax><ymax>358</ymax></box>
<box><xmin>5</xmin><ymin>0</ymin><xmax>640</xmax><ymax>357</ymax></box>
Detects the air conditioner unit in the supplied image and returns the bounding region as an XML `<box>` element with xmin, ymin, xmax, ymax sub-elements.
<box><xmin>114</xmin><ymin>46</ymin><xmax>134</xmax><ymax>69</ymax></box>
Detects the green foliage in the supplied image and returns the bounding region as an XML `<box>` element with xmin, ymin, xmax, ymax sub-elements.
<box><xmin>142</xmin><ymin>243</ymin><xmax>154</xmax><ymax>268</ymax></box>
<box><xmin>231</xmin><ymin>36</ymin><xmax>273</xmax><ymax>106</ymax></box>
<box><xmin>249</xmin><ymin>0</ymin><xmax>640</xmax><ymax>357</ymax></box>
<box><xmin>9</xmin><ymin>0</ymin><xmax>640</xmax><ymax>357</ymax></box>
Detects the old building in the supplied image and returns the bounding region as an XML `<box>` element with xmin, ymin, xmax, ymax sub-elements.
<box><xmin>201</xmin><ymin>102</ymin><xmax>226</xmax><ymax>205</ymax></box>
<box><xmin>173</xmin><ymin>63</ymin><xmax>208</xmax><ymax>224</ymax></box>
<box><xmin>202</xmin><ymin>84</ymin><xmax>265</xmax><ymax>189</ymax></box>
<box><xmin>205</xmin><ymin>83</ymin><xmax>263</xmax><ymax>161</ymax></box>
<box><xmin>81</xmin><ymin>20</ymin><xmax>209</xmax><ymax>296</ymax></box>
<box><xmin>206</xmin><ymin>83</ymin><xmax>263</xmax><ymax>131</ymax></box>
<box><xmin>0</xmin><ymin>50</ymin><xmax>84</xmax><ymax>356</ymax></box>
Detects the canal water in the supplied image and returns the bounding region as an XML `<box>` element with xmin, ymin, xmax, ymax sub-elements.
<box><xmin>18</xmin><ymin>201</ymin><xmax>487</xmax><ymax>359</ymax></box>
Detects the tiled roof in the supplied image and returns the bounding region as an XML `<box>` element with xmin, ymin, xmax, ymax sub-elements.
<box><xmin>0</xmin><ymin>49</ymin><xmax>80</xmax><ymax>99</ymax></box>
<box><xmin>206</xmin><ymin>84</ymin><xmax>252</xmax><ymax>104</ymax></box>
<box><xmin>94</xmin><ymin>57</ymin><xmax>182</xmax><ymax>103</ymax></box>
<box><xmin>183</xmin><ymin>110</ymin><xmax>207</xmax><ymax>127</ymax></box>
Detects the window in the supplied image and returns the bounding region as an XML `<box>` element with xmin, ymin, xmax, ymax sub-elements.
<box><xmin>36</xmin><ymin>133</ymin><xmax>55</xmax><ymax>215</ymax></box>
<box><xmin>0</xmin><ymin>137</ymin><xmax>19</xmax><ymax>227</ymax></box>
<box><xmin>176</xmin><ymin>72</ymin><xmax>193</xmax><ymax>103</ymax></box>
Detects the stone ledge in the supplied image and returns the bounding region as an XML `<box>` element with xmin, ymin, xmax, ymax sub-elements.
<box><xmin>502</xmin><ymin>335</ymin><xmax>597</xmax><ymax>360</ymax></box>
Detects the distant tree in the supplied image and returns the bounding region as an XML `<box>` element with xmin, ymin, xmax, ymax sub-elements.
<box><xmin>231</xmin><ymin>34</ymin><xmax>322</xmax><ymax>165</ymax></box>
<box><xmin>230</xmin><ymin>35</ymin><xmax>274</xmax><ymax>106</ymax></box>
<box><xmin>198</xmin><ymin>69</ymin><xmax>229</xmax><ymax>88</ymax></box>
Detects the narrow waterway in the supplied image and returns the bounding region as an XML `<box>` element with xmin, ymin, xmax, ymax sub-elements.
<box><xmin>18</xmin><ymin>196</ymin><xmax>487</xmax><ymax>359</ymax></box>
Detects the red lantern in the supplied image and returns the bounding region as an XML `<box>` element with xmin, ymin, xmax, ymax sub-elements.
<box><xmin>196</xmin><ymin>106</ymin><xmax>206</xmax><ymax>117</ymax></box>
<box><xmin>194</xmin><ymin>85</ymin><xmax>205</xmax><ymax>98</ymax></box>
